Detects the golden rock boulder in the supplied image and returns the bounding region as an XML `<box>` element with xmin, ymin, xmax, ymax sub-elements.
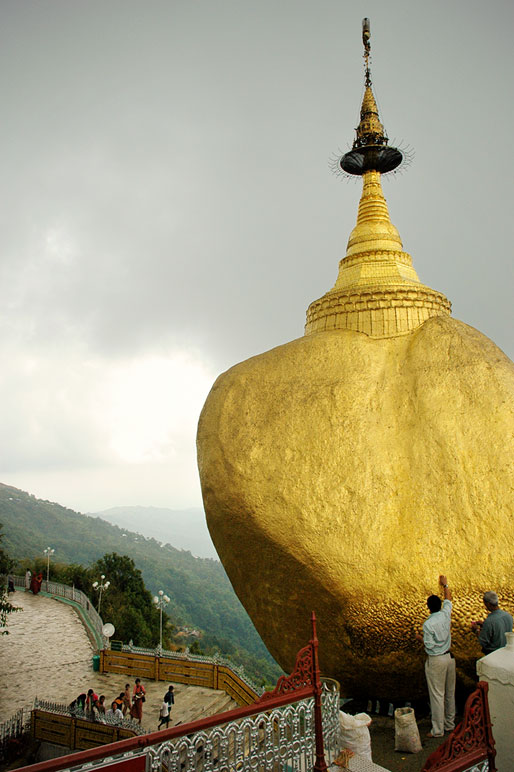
<box><xmin>197</xmin><ymin>313</ymin><xmax>514</xmax><ymax>698</ymax></box>
<box><xmin>197</xmin><ymin>44</ymin><xmax>514</xmax><ymax>695</ymax></box>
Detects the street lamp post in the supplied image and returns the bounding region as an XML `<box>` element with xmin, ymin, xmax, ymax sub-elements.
<box><xmin>92</xmin><ymin>574</ymin><xmax>110</xmax><ymax>614</ymax></box>
<box><xmin>43</xmin><ymin>547</ymin><xmax>55</xmax><ymax>583</ymax></box>
<box><xmin>153</xmin><ymin>590</ymin><xmax>170</xmax><ymax>652</ymax></box>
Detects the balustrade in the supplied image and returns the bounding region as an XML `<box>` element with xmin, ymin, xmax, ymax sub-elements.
<box><xmin>146</xmin><ymin>683</ymin><xmax>341</xmax><ymax>772</ymax></box>
<box><xmin>0</xmin><ymin>708</ymin><xmax>27</xmax><ymax>747</ymax></box>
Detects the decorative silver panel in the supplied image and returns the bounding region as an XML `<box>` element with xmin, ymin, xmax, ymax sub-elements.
<box><xmin>146</xmin><ymin>682</ymin><xmax>341</xmax><ymax>772</ymax></box>
<box><xmin>33</xmin><ymin>698</ymin><xmax>147</xmax><ymax>734</ymax></box>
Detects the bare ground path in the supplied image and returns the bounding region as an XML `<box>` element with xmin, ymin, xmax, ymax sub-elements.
<box><xmin>0</xmin><ymin>589</ymin><xmax>237</xmax><ymax>731</ymax></box>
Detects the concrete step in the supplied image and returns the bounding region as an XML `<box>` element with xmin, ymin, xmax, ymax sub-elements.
<box><xmin>173</xmin><ymin>687</ymin><xmax>238</xmax><ymax>726</ymax></box>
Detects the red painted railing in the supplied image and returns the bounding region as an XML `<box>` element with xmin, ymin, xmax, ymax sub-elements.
<box><xmin>421</xmin><ymin>681</ymin><xmax>496</xmax><ymax>772</ymax></box>
<box><xmin>16</xmin><ymin>612</ymin><xmax>328</xmax><ymax>772</ymax></box>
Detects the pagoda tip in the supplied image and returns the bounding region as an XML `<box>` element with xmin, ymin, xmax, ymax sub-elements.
<box><xmin>362</xmin><ymin>18</ymin><xmax>370</xmax><ymax>54</ymax></box>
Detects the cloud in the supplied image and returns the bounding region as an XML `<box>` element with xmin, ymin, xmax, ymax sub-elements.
<box><xmin>0</xmin><ymin>343</ymin><xmax>214</xmax><ymax>505</ymax></box>
<box><xmin>0</xmin><ymin>0</ymin><xmax>512</xmax><ymax>512</ymax></box>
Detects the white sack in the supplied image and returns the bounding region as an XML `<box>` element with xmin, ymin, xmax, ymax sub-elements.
<box><xmin>394</xmin><ymin>707</ymin><xmax>422</xmax><ymax>753</ymax></box>
<box><xmin>338</xmin><ymin>711</ymin><xmax>372</xmax><ymax>761</ymax></box>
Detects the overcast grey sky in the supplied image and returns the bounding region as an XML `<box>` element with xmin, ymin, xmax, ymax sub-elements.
<box><xmin>0</xmin><ymin>0</ymin><xmax>512</xmax><ymax>514</ymax></box>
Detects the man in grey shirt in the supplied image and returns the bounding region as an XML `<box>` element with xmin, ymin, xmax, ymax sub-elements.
<box><xmin>471</xmin><ymin>591</ymin><xmax>513</xmax><ymax>655</ymax></box>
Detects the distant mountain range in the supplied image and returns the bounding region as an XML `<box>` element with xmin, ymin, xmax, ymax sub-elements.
<box><xmin>93</xmin><ymin>506</ymin><xmax>218</xmax><ymax>559</ymax></box>
<box><xmin>0</xmin><ymin>482</ymin><xmax>282</xmax><ymax>685</ymax></box>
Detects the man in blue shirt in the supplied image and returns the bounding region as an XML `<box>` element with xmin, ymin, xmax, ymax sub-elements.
<box><xmin>417</xmin><ymin>575</ymin><xmax>456</xmax><ymax>738</ymax></box>
<box><xmin>471</xmin><ymin>591</ymin><xmax>513</xmax><ymax>655</ymax></box>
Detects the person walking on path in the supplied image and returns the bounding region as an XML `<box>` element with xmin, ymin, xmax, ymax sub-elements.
<box><xmin>30</xmin><ymin>572</ymin><xmax>43</xmax><ymax>594</ymax></box>
<box><xmin>122</xmin><ymin>683</ymin><xmax>131</xmax><ymax>715</ymax></box>
<box><xmin>471</xmin><ymin>591</ymin><xmax>513</xmax><ymax>655</ymax></box>
<box><xmin>163</xmin><ymin>685</ymin><xmax>175</xmax><ymax>708</ymax></box>
<box><xmin>157</xmin><ymin>684</ymin><xmax>175</xmax><ymax>730</ymax></box>
<box><xmin>158</xmin><ymin>699</ymin><xmax>171</xmax><ymax>730</ymax></box>
<box><xmin>416</xmin><ymin>574</ymin><xmax>456</xmax><ymax>739</ymax></box>
<box><xmin>130</xmin><ymin>678</ymin><xmax>146</xmax><ymax>724</ymax></box>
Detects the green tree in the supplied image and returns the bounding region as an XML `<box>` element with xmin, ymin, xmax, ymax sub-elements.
<box><xmin>0</xmin><ymin>524</ymin><xmax>19</xmax><ymax>634</ymax></box>
<box><xmin>0</xmin><ymin>524</ymin><xmax>14</xmax><ymax>574</ymax></box>
<box><xmin>54</xmin><ymin>562</ymin><xmax>93</xmax><ymax>593</ymax></box>
<box><xmin>91</xmin><ymin>553</ymin><xmax>164</xmax><ymax>647</ymax></box>
<box><xmin>189</xmin><ymin>640</ymin><xmax>204</xmax><ymax>655</ymax></box>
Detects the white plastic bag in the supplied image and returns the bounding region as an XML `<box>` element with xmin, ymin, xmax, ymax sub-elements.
<box><xmin>394</xmin><ymin>707</ymin><xmax>422</xmax><ymax>753</ymax></box>
<box><xmin>338</xmin><ymin>711</ymin><xmax>372</xmax><ymax>760</ymax></box>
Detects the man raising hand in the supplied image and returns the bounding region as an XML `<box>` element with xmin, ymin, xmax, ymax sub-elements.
<box><xmin>417</xmin><ymin>574</ymin><xmax>456</xmax><ymax>738</ymax></box>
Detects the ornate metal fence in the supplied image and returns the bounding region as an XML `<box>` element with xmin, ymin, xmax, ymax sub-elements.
<box><xmin>146</xmin><ymin>681</ymin><xmax>341</xmax><ymax>772</ymax></box>
<box><xmin>0</xmin><ymin>705</ymin><xmax>32</xmax><ymax>767</ymax></box>
<box><xmin>0</xmin><ymin>708</ymin><xmax>28</xmax><ymax>745</ymax></box>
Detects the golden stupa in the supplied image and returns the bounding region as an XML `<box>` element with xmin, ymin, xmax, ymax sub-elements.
<box><xmin>197</xmin><ymin>20</ymin><xmax>514</xmax><ymax>698</ymax></box>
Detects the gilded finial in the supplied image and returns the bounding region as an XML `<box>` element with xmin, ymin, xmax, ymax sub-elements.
<box><xmin>339</xmin><ymin>18</ymin><xmax>403</xmax><ymax>176</ymax></box>
<box><xmin>362</xmin><ymin>17</ymin><xmax>371</xmax><ymax>86</ymax></box>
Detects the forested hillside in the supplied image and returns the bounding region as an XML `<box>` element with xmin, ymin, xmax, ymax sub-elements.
<box><xmin>0</xmin><ymin>483</ymin><xmax>282</xmax><ymax>685</ymax></box>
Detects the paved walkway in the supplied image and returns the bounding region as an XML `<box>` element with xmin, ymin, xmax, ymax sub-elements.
<box><xmin>0</xmin><ymin>590</ymin><xmax>237</xmax><ymax>732</ymax></box>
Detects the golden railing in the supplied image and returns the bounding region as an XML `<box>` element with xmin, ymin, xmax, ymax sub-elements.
<box><xmin>99</xmin><ymin>649</ymin><xmax>259</xmax><ymax>706</ymax></box>
<box><xmin>31</xmin><ymin>710</ymin><xmax>138</xmax><ymax>751</ymax></box>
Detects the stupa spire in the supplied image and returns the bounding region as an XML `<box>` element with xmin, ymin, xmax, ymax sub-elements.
<box><xmin>305</xmin><ymin>18</ymin><xmax>451</xmax><ymax>338</ymax></box>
